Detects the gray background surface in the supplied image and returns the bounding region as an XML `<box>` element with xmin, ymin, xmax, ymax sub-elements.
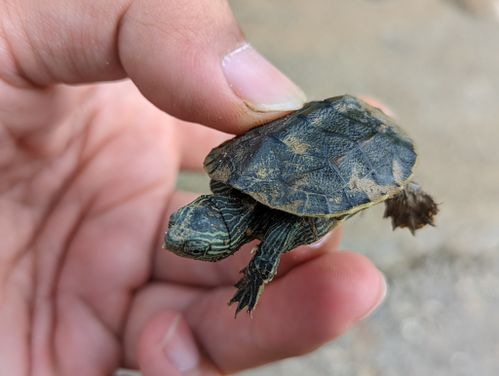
<box><xmin>228</xmin><ymin>1</ymin><xmax>499</xmax><ymax>375</ymax></box>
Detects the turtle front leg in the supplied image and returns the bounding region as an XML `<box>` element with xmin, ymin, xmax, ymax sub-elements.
<box><xmin>229</xmin><ymin>243</ymin><xmax>281</xmax><ymax>316</ymax></box>
<box><xmin>230</xmin><ymin>214</ymin><xmax>337</xmax><ymax>316</ymax></box>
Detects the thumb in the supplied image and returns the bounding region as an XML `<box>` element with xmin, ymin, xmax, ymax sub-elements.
<box><xmin>137</xmin><ymin>311</ymin><xmax>221</xmax><ymax>376</ymax></box>
<box><xmin>119</xmin><ymin>0</ymin><xmax>305</xmax><ymax>133</ymax></box>
<box><xmin>119</xmin><ymin>0</ymin><xmax>306</xmax><ymax>133</ymax></box>
<box><xmin>5</xmin><ymin>0</ymin><xmax>305</xmax><ymax>133</ymax></box>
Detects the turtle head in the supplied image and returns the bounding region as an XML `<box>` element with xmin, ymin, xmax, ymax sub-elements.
<box><xmin>164</xmin><ymin>195</ymin><xmax>232</xmax><ymax>261</ymax></box>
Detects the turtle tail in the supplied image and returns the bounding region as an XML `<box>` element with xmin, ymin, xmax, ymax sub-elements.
<box><xmin>383</xmin><ymin>181</ymin><xmax>439</xmax><ymax>235</ymax></box>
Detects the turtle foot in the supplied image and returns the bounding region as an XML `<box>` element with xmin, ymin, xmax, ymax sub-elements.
<box><xmin>229</xmin><ymin>269</ymin><xmax>265</xmax><ymax>317</ymax></box>
<box><xmin>384</xmin><ymin>182</ymin><xmax>439</xmax><ymax>235</ymax></box>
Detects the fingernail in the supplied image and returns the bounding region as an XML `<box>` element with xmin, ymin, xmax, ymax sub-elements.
<box><xmin>222</xmin><ymin>43</ymin><xmax>306</xmax><ymax>112</ymax></box>
<box><xmin>360</xmin><ymin>96</ymin><xmax>396</xmax><ymax>118</ymax></box>
<box><xmin>358</xmin><ymin>271</ymin><xmax>388</xmax><ymax>321</ymax></box>
<box><xmin>309</xmin><ymin>226</ymin><xmax>342</xmax><ymax>250</ymax></box>
<box><xmin>309</xmin><ymin>232</ymin><xmax>334</xmax><ymax>249</ymax></box>
<box><xmin>163</xmin><ymin>315</ymin><xmax>200</xmax><ymax>372</ymax></box>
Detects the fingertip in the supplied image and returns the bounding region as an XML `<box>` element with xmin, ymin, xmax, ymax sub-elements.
<box><xmin>137</xmin><ymin>311</ymin><xmax>183</xmax><ymax>376</ymax></box>
<box><xmin>222</xmin><ymin>43</ymin><xmax>306</xmax><ymax>113</ymax></box>
<box><xmin>180</xmin><ymin>251</ymin><xmax>385</xmax><ymax>373</ymax></box>
<box><xmin>307</xmin><ymin>251</ymin><xmax>387</xmax><ymax>329</ymax></box>
<box><xmin>357</xmin><ymin>268</ymin><xmax>388</xmax><ymax>321</ymax></box>
<box><xmin>257</xmin><ymin>251</ymin><xmax>386</xmax><ymax>353</ymax></box>
<box><xmin>307</xmin><ymin>225</ymin><xmax>343</xmax><ymax>251</ymax></box>
<box><xmin>119</xmin><ymin>1</ymin><xmax>305</xmax><ymax>134</ymax></box>
<box><xmin>360</xmin><ymin>95</ymin><xmax>396</xmax><ymax>118</ymax></box>
<box><xmin>138</xmin><ymin>311</ymin><xmax>221</xmax><ymax>376</ymax></box>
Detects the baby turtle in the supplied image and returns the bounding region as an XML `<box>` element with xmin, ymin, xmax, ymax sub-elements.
<box><xmin>164</xmin><ymin>95</ymin><xmax>438</xmax><ymax>316</ymax></box>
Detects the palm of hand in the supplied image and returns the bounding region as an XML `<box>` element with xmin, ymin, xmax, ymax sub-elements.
<box><xmin>1</xmin><ymin>81</ymin><xmax>382</xmax><ymax>375</ymax></box>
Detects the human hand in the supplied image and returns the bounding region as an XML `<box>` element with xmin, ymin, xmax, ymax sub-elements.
<box><xmin>0</xmin><ymin>1</ymin><xmax>386</xmax><ymax>374</ymax></box>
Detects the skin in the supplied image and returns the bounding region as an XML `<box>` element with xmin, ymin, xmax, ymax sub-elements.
<box><xmin>0</xmin><ymin>1</ymin><xmax>386</xmax><ymax>375</ymax></box>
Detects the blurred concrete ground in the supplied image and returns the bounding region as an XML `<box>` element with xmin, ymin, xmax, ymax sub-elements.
<box><xmin>182</xmin><ymin>1</ymin><xmax>499</xmax><ymax>375</ymax></box>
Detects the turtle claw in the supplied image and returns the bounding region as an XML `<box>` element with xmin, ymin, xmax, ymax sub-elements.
<box><xmin>229</xmin><ymin>272</ymin><xmax>265</xmax><ymax>317</ymax></box>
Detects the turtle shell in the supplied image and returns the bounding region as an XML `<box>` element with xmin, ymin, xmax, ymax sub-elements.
<box><xmin>204</xmin><ymin>95</ymin><xmax>417</xmax><ymax>217</ymax></box>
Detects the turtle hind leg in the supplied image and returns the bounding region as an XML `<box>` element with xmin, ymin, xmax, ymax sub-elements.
<box><xmin>384</xmin><ymin>181</ymin><xmax>439</xmax><ymax>235</ymax></box>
